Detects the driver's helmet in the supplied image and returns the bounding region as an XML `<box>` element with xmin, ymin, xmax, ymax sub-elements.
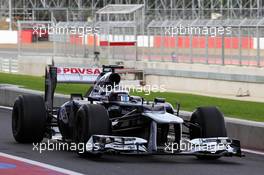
<box><xmin>108</xmin><ymin>92</ymin><xmax>129</xmax><ymax>102</ymax></box>
<box><xmin>119</xmin><ymin>93</ymin><xmax>129</xmax><ymax>102</ymax></box>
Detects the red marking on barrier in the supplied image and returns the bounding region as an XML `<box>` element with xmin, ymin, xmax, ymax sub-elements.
<box><xmin>87</xmin><ymin>34</ymin><xmax>99</xmax><ymax>46</ymax></box>
<box><xmin>100</xmin><ymin>41</ymin><xmax>109</xmax><ymax>46</ymax></box>
<box><xmin>153</xmin><ymin>36</ymin><xmax>161</xmax><ymax>48</ymax></box>
<box><xmin>192</xmin><ymin>37</ymin><xmax>206</xmax><ymax>48</ymax></box>
<box><xmin>153</xmin><ymin>36</ymin><xmax>254</xmax><ymax>49</ymax></box>
<box><xmin>215</xmin><ymin>37</ymin><xmax>222</xmax><ymax>48</ymax></box>
<box><xmin>20</xmin><ymin>30</ymin><xmax>33</xmax><ymax>44</ymax></box>
<box><xmin>20</xmin><ymin>29</ymin><xmax>49</xmax><ymax>44</ymax></box>
<box><xmin>177</xmin><ymin>37</ymin><xmax>184</xmax><ymax>48</ymax></box>
<box><xmin>0</xmin><ymin>156</ymin><xmax>65</xmax><ymax>175</ymax></box>
<box><xmin>184</xmin><ymin>37</ymin><xmax>190</xmax><ymax>48</ymax></box>
<box><xmin>109</xmin><ymin>41</ymin><xmax>136</xmax><ymax>46</ymax></box>
<box><xmin>165</xmin><ymin>36</ymin><xmax>176</xmax><ymax>48</ymax></box>
<box><xmin>241</xmin><ymin>37</ymin><xmax>254</xmax><ymax>49</ymax></box>
<box><xmin>70</xmin><ymin>35</ymin><xmax>83</xmax><ymax>45</ymax></box>
<box><xmin>225</xmin><ymin>37</ymin><xmax>238</xmax><ymax>48</ymax></box>
<box><xmin>99</xmin><ymin>41</ymin><xmax>136</xmax><ymax>46</ymax></box>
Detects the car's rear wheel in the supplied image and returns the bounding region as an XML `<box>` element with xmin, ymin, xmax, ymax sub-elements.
<box><xmin>75</xmin><ymin>104</ymin><xmax>111</xmax><ymax>157</ymax></box>
<box><xmin>12</xmin><ymin>95</ymin><xmax>47</xmax><ymax>143</ymax></box>
<box><xmin>189</xmin><ymin>106</ymin><xmax>227</xmax><ymax>160</ymax></box>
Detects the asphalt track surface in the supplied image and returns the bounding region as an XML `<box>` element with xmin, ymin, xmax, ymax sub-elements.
<box><xmin>0</xmin><ymin>108</ymin><xmax>264</xmax><ymax>175</ymax></box>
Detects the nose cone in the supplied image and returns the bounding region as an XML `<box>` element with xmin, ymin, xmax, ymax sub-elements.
<box><xmin>144</xmin><ymin>112</ymin><xmax>184</xmax><ymax>124</ymax></box>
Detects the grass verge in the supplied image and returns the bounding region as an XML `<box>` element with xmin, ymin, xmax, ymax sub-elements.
<box><xmin>0</xmin><ymin>72</ymin><xmax>263</xmax><ymax>122</ymax></box>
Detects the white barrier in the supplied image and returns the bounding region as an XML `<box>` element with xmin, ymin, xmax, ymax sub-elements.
<box><xmin>98</xmin><ymin>34</ymin><xmax>153</xmax><ymax>47</ymax></box>
<box><xmin>0</xmin><ymin>29</ymin><xmax>262</xmax><ymax>49</ymax></box>
<box><xmin>0</xmin><ymin>58</ymin><xmax>18</xmax><ymax>73</ymax></box>
<box><xmin>253</xmin><ymin>37</ymin><xmax>264</xmax><ymax>49</ymax></box>
<box><xmin>137</xmin><ymin>35</ymin><xmax>153</xmax><ymax>47</ymax></box>
<box><xmin>0</xmin><ymin>30</ymin><xmax>18</xmax><ymax>44</ymax></box>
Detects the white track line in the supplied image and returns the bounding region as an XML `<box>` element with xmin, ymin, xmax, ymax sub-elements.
<box><xmin>242</xmin><ymin>149</ymin><xmax>264</xmax><ymax>156</ymax></box>
<box><xmin>0</xmin><ymin>105</ymin><xmax>13</xmax><ymax>110</ymax></box>
<box><xmin>0</xmin><ymin>106</ymin><xmax>83</xmax><ymax>174</ymax></box>
<box><xmin>0</xmin><ymin>152</ymin><xmax>83</xmax><ymax>175</ymax></box>
<box><xmin>1</xmin><ymin>105</ymin><xmax>264</xmax><ymax>157</ymax></box>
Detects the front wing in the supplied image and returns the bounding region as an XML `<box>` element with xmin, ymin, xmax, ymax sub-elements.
<box><xmin>85</xmin><ymin>135</ymin><xmax>243</xmax><ymax>157</ymax></box>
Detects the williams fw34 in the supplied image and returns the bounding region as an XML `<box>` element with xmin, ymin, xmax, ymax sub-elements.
<box><xmin>12</xmin><ymin>65</ymin><xmax>243</xmax><ymax>159</ymax></box>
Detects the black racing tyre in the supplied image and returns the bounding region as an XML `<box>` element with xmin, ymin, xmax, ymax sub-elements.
<box><xmin>75</xmin><ymin>104</ymin><xmax>111</xmax><ymax>157</ymax></box>
<box><xmin>189</xmin><ymin>106</ymin><xmax>227</xmax><ymax>160</ymax></box>
<box><xmin>12</xmin><ymin>95</ymin><xmax>47</xmax><ymax>143</ymax></box>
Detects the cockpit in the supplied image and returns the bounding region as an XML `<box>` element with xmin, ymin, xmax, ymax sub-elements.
<box><xmin>108</xmin><ymin>91</ymin><xmax>130</xmax><ymax>102</ymax></box>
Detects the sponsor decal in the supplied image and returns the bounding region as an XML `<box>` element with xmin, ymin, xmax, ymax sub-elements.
<box><xmin>56</xmin><ymin>67</ymin><xmax>101</xmax><ymax>83</ymax></box>
<box><xmin>57</xmin><ymin>67</ymin><xmax>101</xmax><ymax>75</ymax></box>
<box><xmin>59</xmin><ymin>107</ymin><xmax>68</xmax><ymax>124</ymax></box>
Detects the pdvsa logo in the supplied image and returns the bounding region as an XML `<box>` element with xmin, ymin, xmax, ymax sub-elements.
<box><xmin>57</xmin><ymin>67</ymin><xmax>101</xmax><ymax>75</ymax></box>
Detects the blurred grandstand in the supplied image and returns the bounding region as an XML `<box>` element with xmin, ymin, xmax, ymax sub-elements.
<box><xmin>1</xmin><ymin>0</ymin><xmax>263</xmax><ymax>21</ymax></box>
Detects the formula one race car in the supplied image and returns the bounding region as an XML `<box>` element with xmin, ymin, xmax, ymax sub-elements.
<box><xmin>12</xmin><ymin>65</ymin><xmax>243</xmax><ymax>159</ymax></box>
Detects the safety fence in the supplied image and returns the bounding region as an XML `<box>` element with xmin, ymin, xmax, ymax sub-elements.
<box><xmin>16</xmin><ymin>18</ymin><xmax>264</xmax><ymax>67</ymax></box>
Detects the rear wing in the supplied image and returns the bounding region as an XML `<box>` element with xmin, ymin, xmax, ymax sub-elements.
<box><xmin>46</xmin><ymin>65</ymin><xmax>124</xmax><ymax>84</ymax></box>
<box><xmin>44</xmin><ymin>65</ymin><xmax>124</xmax><ymax>110</ymax></box>
<box><xmin>44</xmin><ymin>65</ymin><xmax>101</xmax><ymax>110</ymax></box>
<box><xmin>56</xmin><ymin>67</ymin><xmax>101</xmax><ymax>83</ymax></box>
<box><xmin>102</xmin><ymin>65</ymin><xmax>124</xmax><ymax>73</ymax></box>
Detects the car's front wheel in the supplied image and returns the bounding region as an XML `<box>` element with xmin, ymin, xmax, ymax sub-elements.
<box><xmin>74</xmin><ymin>104</ymin><xmax>111</xmax><ymax>157</ymax></box>
<box><xmin>189</xmin><ymin>106</ymin><xmax>227</xmax><ymax>160</ymax></box>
